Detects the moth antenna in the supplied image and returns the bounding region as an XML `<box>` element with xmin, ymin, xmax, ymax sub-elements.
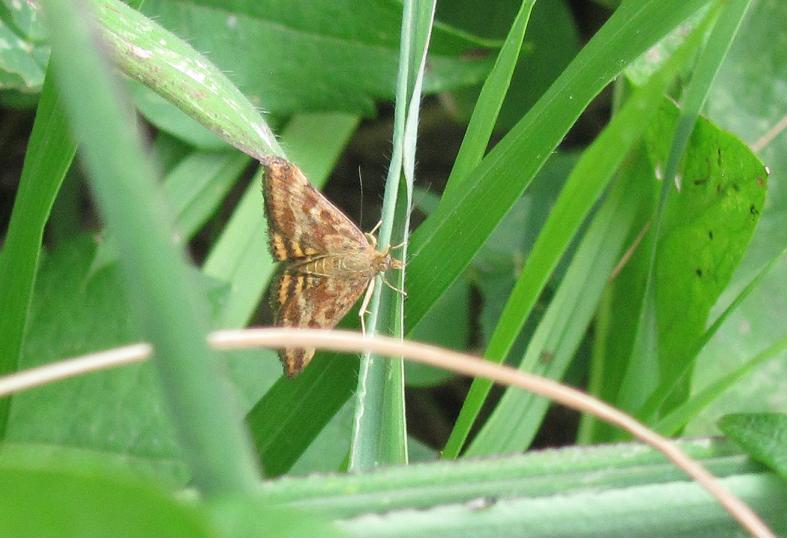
<box><xmin>368</xmin><ymin>220</ymin><xmax>383</xmax><ymax>235</ymax></box>
<box><xmin>358</xmin><ymin>166</ymin><xmax>365</xmax><ymax>229</ymax></box>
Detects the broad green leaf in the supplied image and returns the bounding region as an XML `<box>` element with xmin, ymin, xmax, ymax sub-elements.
<box><xmin>139</xmin><ymin>0</ymin><xmax>491</xmax><ymax>116</ymax></box>
<box><xmin>0</xmin><ymin>1</ymin><xmax>48</xmax><ymax>92</ymax></box>
<box><xmin>8</xmin><ymin>237</ymin><xmax>276</xmax><ymax>484</ymax></box>
<box><xmin>616</xmin><ymin>103</ymin><xmax>767</xmax><ymax>416</ymax></box>
<box><xmin>685</xmin><ymin>0</ymin><xmax>787</xmax><ymax>433</ymax></box>
<box><xmin>718</xmin><ymin>412</ymin><xmax>787</xmax><ymax>480</ymax></box>
<box><xmin>661</xmin><ymin>0</ymin><xmax>751</xmax><ymax>186</ymax></box>
<box><xmin>0</xmin><ymin>464</ymin><xmax>210</xmax><ymax>538</ymax></box>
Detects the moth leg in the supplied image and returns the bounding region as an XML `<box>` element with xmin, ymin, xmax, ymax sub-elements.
<box><xmin>382</xmin><ymin>275</ymin><xmax>407</xmax><ymax>297</ymax></box>
<box><xmin>358</xmin><ymin>278</ymin><xmax>376</xmax><ymax>335</ymax></box>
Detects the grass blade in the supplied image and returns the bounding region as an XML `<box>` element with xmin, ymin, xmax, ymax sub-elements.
<box><xmin>443</xmin><ymin>12</ymin><xmax>713</xmax><ymax>456</ymax></box>
<box><xmin>41</xmin><ymin>0</ymin><xmax>259</xmax><ymax>495</ymax></box>
<box><xmin>663</xmin><ymin>0</ymin><xmax>753</xmax><ymax>185</ymax></box>
<box><xmin>403</xmin><ymin>0</ymin><xmax>711</xmax><ymax>336</ymax></box>
<box><xmin>656</xmin><ymin>334</ymin><xmax>787</xmax><ymax>436</ymax></box>
<box><xmin>439</xmin><ymin>0</ymin><xmax>535</xmax><ymax>204</ymax></box>
<box><xmin>0</xmin><ymin>73</ymin><xmax>75</xmax><ymax>437</ymax></box>
<box><xmin>464</xmin><ymin>157</ymin><xmax>647</xmax><ymax>456</ymax></box>
<box><xmin>349</xmin><ymin>0</ymin><xmax>434</xmax><ymax>470</ymax></box>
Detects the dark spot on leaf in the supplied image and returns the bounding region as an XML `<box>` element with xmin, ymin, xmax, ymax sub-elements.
<box><xmin>693</xmin><ymin>178</ymin><xmax>708</xmax><ymax>186</ymax></box>
<box><xmin>717</xmin><ymin>148</ymin><xmax>723</xmax><ymax>166</ymax></box>
<box><xmin>696</xmin><ymin>268</ymin><xmax>703</xmax><ymax>277</ymax></box>
<box><xmin>757</xmin><ymin>176</ymin><xmax>766</xmax><ymax>188</ymax></box>
<box><xmin>750</xmin><ymin>204</ymin><xmax>759</xmax><ymax>216</ymax></box>
<box><xmin>708</xmin><ymin>230</ymin><xmax>714</xmax><ymax>240</ymax></box>
<box><xmin>539</xmin><ymin>351</ymin><xmax>555</xmax><ymax>364</ymax></box>
<box><xmin>732</xmin><ymin>183</ymin><xmax>740</xmax><ymax>192</ymax></box>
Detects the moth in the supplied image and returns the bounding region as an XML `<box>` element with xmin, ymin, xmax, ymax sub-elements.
<box><xmin>261</xmin><ymin>156</ymin><xmax>404</xmax><ymax>377</ymax></box>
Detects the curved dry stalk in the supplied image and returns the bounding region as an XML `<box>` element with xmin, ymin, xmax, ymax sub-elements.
<box><xmin>0</xmin><ymin>328</ymin><xmax>775</xmax><ymax>538</ymax></box>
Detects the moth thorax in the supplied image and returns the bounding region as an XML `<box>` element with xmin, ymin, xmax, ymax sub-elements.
<box><xmin>371</xmin><ymin>251</ymin><xmax>393</xmax><ymax>273</ymax></box>
<box><xmin>338</xmin><ymin>251</ymin><xmax>383</xmax><ymax>275</ymax></box>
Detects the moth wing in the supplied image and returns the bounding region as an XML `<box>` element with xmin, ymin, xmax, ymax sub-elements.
<box><xmin>262</xmin><ymin>156</ymin><xmax>369</xmax><ymax>261</ymax></box>
<box><xmin>272</xmin><ymin>268</ymin><xmax>370</xmax><ymax>376</ymax></box>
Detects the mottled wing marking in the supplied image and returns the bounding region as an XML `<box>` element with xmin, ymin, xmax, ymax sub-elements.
<box><xmin>262</xmin><ymin>156</ymin><xmax>368</xmax><ymax>260</ymax></box>
<box><xmin>273</xmin><ymin>270</ymin><xmax>369</xmax><ymax>376</ymax></box>
<box><xmin>261</xmin><ymin>156</ymin><xmax>399</xmax><ymax>377</ymax></box>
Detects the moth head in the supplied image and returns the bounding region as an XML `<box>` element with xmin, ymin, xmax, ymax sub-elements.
<box><xmin>375</xmin><ymin>245</ymin><xmax>404</xmax><ymax>272</ymax></box>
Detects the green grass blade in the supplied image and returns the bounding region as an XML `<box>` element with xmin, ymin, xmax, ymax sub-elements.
<box><xmin>259</xmin><ymin>439</ymin><xmax>754</xmax><ymax>511</ymax></box>
<box><xmin>464</xmin><ymin>158</ymin><xmax>647</xmax><ymax>456</ymax></box>
<box><xmin>41</xmin><ymin>0</ymin><xmax>258</xmax><ymax>495</ymax></box>
<box><xmin>442</xmin><ymin>17</ymin><xmax>710</xmax><ymax>457</ymax></box>
<box><xmin>166</xmin><ymin>151</ymin><xmax>251</xmax><ymax>241</ymax></box>
<box><xmin>403</xmin><ymin>0</ymin><xmax>711</xmax><ymax>336</ymax></box>
<box><xmin>656</xmin><ymin>334</ymin><xmax>787</xmax><ymax>436</ymax></box>
<box><xmin>0</xmin><ymin>73</ymin><xmax>75</xmax><ymax>437</ymax></box>
<box><xmin>663</xmin><ymin>0</ymin><xmax>752</xmax><ymax>185</ymax></box>
<box><xmin>349</xmin><ymin>0</ymin><xmax>434</xmax><ymax>470</ymax></box>
<box><xmin>249</xmin><ymin>440</ymin><xmax>784</xmax><ymax>537</ymax></box>
<box><xmin>439</xmin><ymin>0</ymin><xmax>535</xmax><ymax>204</ymax></box>
<box><xmin>249</xmin><ymin>356</ymin><xmax>359</xmax><ymax>478</ymax></box>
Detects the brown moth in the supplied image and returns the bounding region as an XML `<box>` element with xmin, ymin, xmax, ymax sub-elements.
<box><xmin>261</xmin><ymin>156</ymin><xmax>403</xmax><ymax>377</ymax></box>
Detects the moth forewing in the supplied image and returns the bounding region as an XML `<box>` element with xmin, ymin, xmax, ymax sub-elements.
<box><xmin>260</xmin><ymin>156</ymin><xmax>405</xmax><ymax>377</ymax></box>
